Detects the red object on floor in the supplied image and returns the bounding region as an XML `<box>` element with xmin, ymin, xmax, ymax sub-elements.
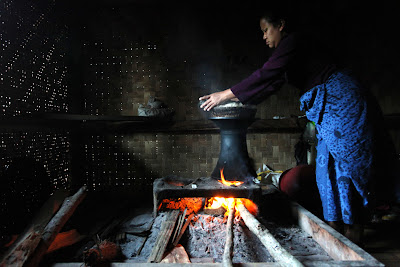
<box><xmin>279</xmin><ymin>164</ymin><xmax>321</xmax><ymax>213</ymax></box>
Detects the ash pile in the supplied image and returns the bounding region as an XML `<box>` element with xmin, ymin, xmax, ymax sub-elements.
<box><xmin>113</xmin><ymin>197</ymin><xmax>331</xmax><ymax>264</ymax></box>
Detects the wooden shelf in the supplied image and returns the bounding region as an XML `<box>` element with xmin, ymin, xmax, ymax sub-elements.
<box><xmin>1</xmin><ymin>113</ymin><xmax>399</xmax><ymax>133</ymax></box>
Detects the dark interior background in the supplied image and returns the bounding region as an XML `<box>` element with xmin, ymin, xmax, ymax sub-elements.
<box><xmin>69</xmin><ymin>0</ymin><xmax>400</xmax><ymax>116</ymax></box>
<box><xmin>1</xmin><ymin>0</ymin><xmax>399</xmax><ymax>234</ymax></box>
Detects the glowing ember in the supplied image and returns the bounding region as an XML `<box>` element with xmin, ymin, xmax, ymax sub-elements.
<box><xmin>159</xmin><ymin>198</ymin><xmax>204</xmax><ymax>214</ymax></box>
<box><xmin>219</xmin><ymin>169</ymin><xmax>244</xmax><ymax>187</ymax></box>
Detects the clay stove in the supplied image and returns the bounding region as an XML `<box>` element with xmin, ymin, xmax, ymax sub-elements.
<box><xmin>153</xmin><ymin>101</ymin><xmax>261</xmax><ymax>215</ymax></box>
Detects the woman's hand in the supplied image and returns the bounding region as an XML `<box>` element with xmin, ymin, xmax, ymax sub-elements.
<box><xmin>199</xmin><ymin>89</ymin><xmax>236</xmax><ymax>111</ymax></box>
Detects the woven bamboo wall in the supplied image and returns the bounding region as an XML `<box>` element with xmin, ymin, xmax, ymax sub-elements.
<box><xmin>0</xmin><ymin>0</ymin><xmax>70</xmax><ymax>117</ymax></box>
<box><xmin>81</xmin><ymin>38</ymin><xmax>304</xmax><ymax>120</ymax></box>
<box><xmin>80</xmin><ymin>5</ymin><xmax>304</xmax><ymax>120</ymax></box>
<box><xmin>0</xmin><ymin>0</ymin><xmax>72</xmax><ymax>187</ymax></box>
<box><xmin>0</xmin><ymin>130</ymin><xmax>71</xmax><ymax>189</ymax></box>
<box><xmin>83</xmin><ymin>132</ymin><xmax>300</xmax><ymax>191</ymax></box>
<box><xmin>76</xmin><ymin>2</ymin><xmax>400</xmax><ymax>191</ymax></box>
<box><xmin>75</xmin><ymin>3</ymin><xmax>304</xmax><ymax>191</ymax></box>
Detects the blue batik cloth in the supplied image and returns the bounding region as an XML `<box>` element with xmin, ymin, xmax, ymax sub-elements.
<box><xmin>300</xmin><ymin>71</ymin><xmax>374</xmax><ymax>224</ymax></box>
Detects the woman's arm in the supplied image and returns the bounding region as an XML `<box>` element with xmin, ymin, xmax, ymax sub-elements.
<box><xmin>199</xmin><ymin>34</ymin><xmax>297</xmax><ymax>108</ymax></box>
<box><xmin>199</xmin><ymin>89</ymin><xmax>236</xmax><ymax>111</ymax></box>
<box><xmin>231</xmin><ymin>34</ymin><xmax>297</xmax><ymax>104</ymax></box>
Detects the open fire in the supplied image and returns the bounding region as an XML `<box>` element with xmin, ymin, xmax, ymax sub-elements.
<box><xmin>159</xmin><ymin>169</ymin><xmax>258</xmax><ymax>217</ymax></box>
<box><xmin>204</xmin><ymin>169</ymin><xmax>258</xmax><ymax>216</ymax></box>
<box><xmin>153</xmin><ymin>168</ymin><xmax>262</xmax><ymax>216</ymax></box>
<box><xmin>150</xmin><ymin>169</ymin><xmax>311</xmax><ymax>266</ymax></box>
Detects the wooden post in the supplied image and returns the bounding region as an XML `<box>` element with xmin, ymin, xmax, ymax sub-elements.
<box><xmin>236</xmin><ymin>200</ymin><xmax>304</xmax><ymax>267</ymax></box>
<box><xmin>222</xmin><ymin>200</ymin><xmax>235</xmax><ymax>267</ymax></box>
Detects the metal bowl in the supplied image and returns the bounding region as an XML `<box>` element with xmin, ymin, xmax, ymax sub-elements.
<box><xmin>199</xmin><ymin>100</ymin><xmax>257</xmax><ymax>120</ymax></box>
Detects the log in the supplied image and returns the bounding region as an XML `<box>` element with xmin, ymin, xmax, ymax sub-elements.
<box><xmin>147</xmin><ymin>210</ymin><xmax>180</xmax><ymax>263</ymax></box>
<box><xmin>0</xmin><ymin>189</ymin><xmax>69</xmax><ymax>267</ymax></box>
<box><xmin>25</xmin><ymin>186</ymin><xmax>87</xmax><ymax>267</ymax></box>
<box><xmin>172</xmin><ymin>213</ymin><xmax>194</xmax><ymax>247</ymax></box>
<box><xmin>222</xmin><ymin>200</ymin><xmax>235</xmax><ymax>267</ymax></box>
<box><xmin>236</xmin><ymin>200</ymin><xmax>304</xmax><ymax>267</ymax></box>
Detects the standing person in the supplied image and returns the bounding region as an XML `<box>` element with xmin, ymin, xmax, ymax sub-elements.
<box><xmin>199</xmin><ymin>9</ymin><xmax>398</xmax><ymax>244</ymax></box>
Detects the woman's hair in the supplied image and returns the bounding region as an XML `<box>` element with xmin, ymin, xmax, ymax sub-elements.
<box><xmin>260</xmin><ymin>7</ymin><xmax>292</xmax><ymax>32</ymax></box>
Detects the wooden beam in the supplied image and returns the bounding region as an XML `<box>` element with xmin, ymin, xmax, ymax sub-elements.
<box><xmin>236</xmin><ymin>200</ymin><xmax>304</xmax><ymax>267</ymax></box>
<box><xmin>292</xmin><ymin>202</ymin><xmax>383</xmax><ymax>266</ymax></box>
<box><xmin>25</xmin><ymin>186</ymin><xmax>87</xmax><ymax>267</ymax></box>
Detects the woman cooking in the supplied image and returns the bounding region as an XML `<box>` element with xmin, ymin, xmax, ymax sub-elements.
<box><xmin>199</xmin><ymin>10</ymin><xmax>398</xmax><ymax>244</ymax></box>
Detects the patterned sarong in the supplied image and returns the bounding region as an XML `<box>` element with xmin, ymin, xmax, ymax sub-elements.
<box><xmin>300</xmin><ymin>71</ymin><xmax>376</xmax><ymax>224</ymax></box>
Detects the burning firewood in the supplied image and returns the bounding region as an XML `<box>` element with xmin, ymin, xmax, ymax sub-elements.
<box><xmin>222</xmin><ymin>199</ymin><xmax>235</xmax><ymax>267</ymax></box>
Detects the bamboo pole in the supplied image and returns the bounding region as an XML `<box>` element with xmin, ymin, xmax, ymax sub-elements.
<box><xmin>222</xmin><ymin>200</ymin><xmax>235</xmax><ymax>267</ymax></box>
<box><xmin>236</xmin><ymin>200</ymin><xmax>304</xmax><ymax>267</ymax></box>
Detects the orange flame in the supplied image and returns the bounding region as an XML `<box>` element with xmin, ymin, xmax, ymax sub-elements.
<box><xmin>203</xmin><ymin>169</ymin><xmax>257</xmax><ymax>216</ymax></box>
<box><xmin>205</xmin><ymin>197</ymin><xmax>258</xmax><ymax>216</ymax></box>
<box><xmin>219</xmin><ymin>169</ymin><xmax>244</xmax><ymax>187</ymax></box>
<box><xmin>206</xmin><ymin>197</ymin><xmax>235</xmax><ymax>210</ymax></box>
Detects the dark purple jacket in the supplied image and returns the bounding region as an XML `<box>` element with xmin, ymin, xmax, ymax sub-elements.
<box><xmin>231</xmin><ymin>33</ymin><xmax>338</xmax><ymax>105</ymax></box>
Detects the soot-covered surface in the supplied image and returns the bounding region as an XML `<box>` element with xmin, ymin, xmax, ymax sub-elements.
<box><xmin>184</xmin><ymin>214</ymin><xmax>273</xmax><ymax>263</ymax></box>
<box><xmin>120</xmin><ymin>209</ymin><xmax>331</xmax><ymax>263</ymax></box>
